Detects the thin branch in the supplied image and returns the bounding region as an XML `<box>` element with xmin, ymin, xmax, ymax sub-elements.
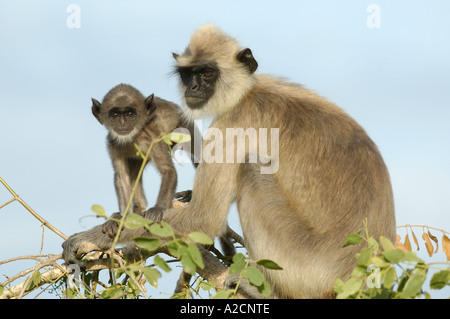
<box><xmin>0</xmin><ymin>177</ymin><xmax>68</xmax><ymax>240</ymax></box>
<box><xmin>0</xmin><ymin>254</ymin><xmax>49</xmax><ymax>266</ymax></box>
<box><xmin>397</xmin><ymin>224</ymin><xmax>450</xmax><ymax>235</ymax></box>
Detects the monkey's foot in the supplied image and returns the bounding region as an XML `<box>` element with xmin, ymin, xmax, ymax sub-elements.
<box><xmin>143</xmin><ymin>206</ymin><xmax>164</xmax><ymax>222</ymax></box>
<box><xmin>174</xmin><ymin>190</ymin><xmax>192</xmax><ymax>203</ymax></box>
<box><xmin>102</xmin><ymin>212</ymin><xmax>122</xmax><ymax>239</ymax></box>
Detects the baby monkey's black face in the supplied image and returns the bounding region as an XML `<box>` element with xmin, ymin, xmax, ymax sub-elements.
<box><xmin>177</xmin><ymin>62</ymin><xmax>220</xmax><ymax>109</ymax></box>
<box><xmin>92</xmin><ymin>86</ymin><xmax>155</xmax><ymax>141</ymax></box>
<box><xmin>104</xmin><ymin>96</ymin><xmax>140</xmax><ymax>136</ymax></box>
<box><xmin>107</xmin><ymin>106</ymin><xmax>138</xmax><ymax>135</ymax></box>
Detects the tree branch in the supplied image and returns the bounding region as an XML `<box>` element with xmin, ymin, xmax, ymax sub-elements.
<box><xmin>0</xmin><ymin>177</ymin><xmax>67</xmax><ymax>240</ymax></box>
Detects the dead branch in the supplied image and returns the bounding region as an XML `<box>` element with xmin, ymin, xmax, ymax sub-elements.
<box><xmin>0</xmin><ymin>177</ymin><xmax>67</xmax><ymax>240</ymax></box>
<box><xmin>0</xmin><ymin>180</ymin><xmax>245</xmax><ymax>299</ymax></box>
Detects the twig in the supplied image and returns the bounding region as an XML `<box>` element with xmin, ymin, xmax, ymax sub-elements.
<box><xmin>0</xmin><ymin>254</ymin><xmax>49</xmax><ymax>266</ymax></box>
<box><xmin>0</xmin><ymin>177</ymin><xmax>68</xmax><ymax>240</ymax></box>
<box><xmin>397</xmin><ymin>224</ymin><xmax>450</xmax><ymax>235</ymax></box>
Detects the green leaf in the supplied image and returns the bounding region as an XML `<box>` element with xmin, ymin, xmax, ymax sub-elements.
<box><xmin>402</xmin><ymin>251</ymin><xmax>422</xmax><ymax>263</ymax></box>
<box><xmin>213</xmin><ymin>289</ymin><xmax>233</xmax><ymax>299</ymax></box>
<box><xmin>154</xmin><ymin>255</ymin><xmax>171</xmax><ymax>273</ymax></box>
<box><xmin>342</xmin><ymin>232</ymin><xmax>363</xmax><ymax>247</ymax></box>
<box><xmin>334</xmin><ymin>279</ymin><xmax>345</xmax><ymax>295</ymax></box>
<box><xmin>27</xmin><ymin>271</ymin><xmax>41</xmax><ymax>290</ymax></box>
<box><xmin>142</xmin><ymin>267</ymin><xmax>161</xmax><ymax>288</ymax></box>
<box><xmin>356</xmin><ymin>248</ymin><xmax>372</xmax><ymax>267</ymax></box>
<box><xmin>101</xmin><ymin>285</ymin><xmax>125</xmax><ymax>299</ymax></box>
<box><xmin>242</xmin><ymin>266</ymin><xmax>265</xmax><ymax>286</ymax></box>
<box><xmin>199</xmin><ymin>280</ymin><xmax>215</xmax><ymax>291</ymax></box>
<box><xmin>91</xmin><ymin>204</ymin><xmax>107</xmax><ymax>218</ymax></box>
<box><xmin>257</xmin><ymin>280</ymin><xmax>272</xmax><ymax>297</ymax></box>
<box><xmin>382</xmin><ymin>249</ymin><xmax>404</xmax><ymax>263</ymax></box>
<box><xmin>336</xmin><ymin>277</ymin><xmax>363</xmax><ymax>299</ymax></box>
<box><xmin>430</xmin><ymin>270</ymin><xmax>450</xmax><ymax>290</ymax></box>
<box><xmin>181</xmin><ymin>254</ymin><xmax>197</xmax><ymax>275</ymax></box>
<box><xmin>125</xmin><ymin>213</ymin><xmax>152</xmax><ymax>229</ymax></box>
<box><xmin>148</xmin><ymin>221</ymin><xmax>174</xmax><ymax>237</ymax></box>
<box><xmin>167</xmin><ymin>239</ymin><xmax>187</xmax><ymax>259</ymax></box>
<box><xmin>371</xmin><ymin>256</ymin><xmax>390</xmax><ymax>268</ymax></box>
<box><xmin>379</xmin><ymin>236</ymin><xmax>395</xmax><ymax>251</ymax></box>
<box><xmin>383</xmin><ymin>267</ymin><xmax>397</xmax><ymax>289</ymax></box>
<box><xmin>188</xmin><ymin>243</ymin><xmax>204</xmax><ymax>269</ymax></box>
<box><xmin>352</xmin><ymin>265</ymin><xmax>368</xmax><ymax>278</ymax></box>
<box><xmin>229</xmin><ymin>253</ymin><xmax>246</xmax><ymax>275</ymax></box>
<box><xmin>0</xmin><ymin>285</ymin><xmax>4</xmax><ymax>297</ymax></box>
<box><xmin>256</xmin><ymin>259</ymin><xmax>283</xmax><ymax>270</ymax></box>
<box><xmin>134</xmin><ymin>237</ymin><xmax>160</xmax><ymax>252</ymax></box>
<box><xmin>368</xmin><ymin>236</ymin><xmax>379</xmax><ymax>254</ymax></box>
<box><xmin>400</xmin><ymin>268</ymin><xmax>427</xmax><ymax>298</ymax></box>
<box><xmin>188</xmin><ymin>232</ymin><xmax>213</xmax><ymax>245</ymax></box>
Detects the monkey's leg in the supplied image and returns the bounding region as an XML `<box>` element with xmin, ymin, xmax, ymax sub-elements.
<box><xmin>234</xmin><ymin>161</ymin><xmax>337</xmax><ymax>299</ymax></box>
<box><xmin>103</xmin><ymin>157</ymin><xmax>133</xmax><ymax>237</ymax></box>
<box><xmin>128</xmin><ymin>157</ymin><xmax>148</xmax><ymax>214</ymax></box>
<box><xmin>174</xmin><ymin>190</ymin><xmax>192</xmax><ymax>203</ymax></box>
<box><xmin>144</xmin><ymin>142</ymin><xmax>177</xmax><ymax>222</ymax></box>
<box><xmin>173</xmin><ymin>271</ymin><xmax>193</xmax><ymax>298</ymax></box>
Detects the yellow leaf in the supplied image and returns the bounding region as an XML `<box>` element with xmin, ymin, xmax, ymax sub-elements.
<box><xmin>395</xmin><ymin>234</ymin><xmax>404</xmax><ymax>251</ymax></box>
<box><xmin>411</xmin><ymin>230</ymin><xmax>420</xmax><ymax>251</ymax></box>
<box><xmin>422</xmin><ymin>232</ymin><xmax>434</xmax><ymax>257</ymax></box>
<box><xmin>170</xmin><ymin>132</ymin><xmax>191</xmax><ymax>144</ymax></box>
<box><xmin>161</xmin><ymin>133</ymin><xmax>173</xmax><ymax>146</ymax></box>
<box><xmin>442</xmin><ymin>235</ymin><xmax>450</xmax><ymax>262</ymax></box>
<box><xmin>428</xmin><ymin>230</ymin><xmax>439</xmax><ymax>253</ymax></box>
<box><xmin>403</xmin><ymin>234</ymin><xmax>412</xmax><ymax>252</ymax></box>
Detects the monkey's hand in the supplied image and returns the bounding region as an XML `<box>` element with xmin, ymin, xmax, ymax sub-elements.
<box><xmin>174</xmin><ymin>190</ymin><xmax>192</xmax><ymax>203</ymax></box>
<box><xmin>61</xmin><ymin>226</ymin><xmax>106</xmax><ymax>267</ymax></box>
<box><xmin>102</xmin><ymin>212</ymin><xmax>123</xmax><ymax>239</ymax></box>
<box><xmin>143</xmin><ymin>206</ymin><xmax>164</xmax><ymax>222</ymax></box>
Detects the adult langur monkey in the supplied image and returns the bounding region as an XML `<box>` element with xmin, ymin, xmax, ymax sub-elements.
<box><xmin>62</xmin><ymin>24</ymin><xmax>395</xmax><ymax>298</ymax></box>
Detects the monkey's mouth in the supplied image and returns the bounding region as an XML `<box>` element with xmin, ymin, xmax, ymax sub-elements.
<box><xmin>113</xmin><ymin>127</ymin><xmax>137</xmax><ymax>138</ymax></box>
<box><xmin>185</xmin><ymin>96</ymin><xmax>206</xmax><ymax>109</ymax></box>
<box><xmin>115</xmin><ymin>130</ymin><xmax>133</xmax><ymax>136</ymax></box>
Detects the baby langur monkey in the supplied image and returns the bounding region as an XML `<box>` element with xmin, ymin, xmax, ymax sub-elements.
<box><xmin>91</xmin><ymin>83</ymin><xmax>198</xmax><ymax>238</ymax></box>
<box><xmin>90</xmin><ymin>84</ymin><xmax>236</xmax><ymax>272</ymax></box>
<box><xmin>91</xmin><ymin>84</ymin><xmax>236</xmax><ymax>294</ymax></box>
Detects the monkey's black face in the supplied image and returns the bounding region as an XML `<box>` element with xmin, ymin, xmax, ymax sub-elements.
<box><xmin>106</xmin><ymin>106</ymin><xmax>139</xmax><ymax>136</ymax></box>
<box><xmin>177</xmin><ymin>62</ymin><xmax>219</xmax><ymax>109</ymax></box>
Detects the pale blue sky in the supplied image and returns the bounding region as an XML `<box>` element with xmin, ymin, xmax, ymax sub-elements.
<box><xmin>1</xmin><ymin>1</ymin><xmax>449</xmax><ymax>298</ymax></box>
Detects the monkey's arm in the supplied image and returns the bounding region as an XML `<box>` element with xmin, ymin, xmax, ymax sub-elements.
<box><xmin>163</xmin><ymin>162</ymin><xmax>239</xmax><ymax>239</ymax></box>
<box><xmin>141</xmin><ymin>142</ymin><xmax>178</xmax><ymax>222</ymax></box>
<box><xmin>102</xmin><ymin>155</ymin><xmax>133</xmax><ymax>238</ymax></box>
<box><xmin>62</xmin><ymin>162</ymin><xmax>238</xmax><ymax>264</ymax></box>
<box><xmin>62</xmin><ymin>223</ymin><xmax>148</xmax><ymax>266</ymax></box>
<box><xmin>111</xmin><ymin>156</ymin><xmax>132</xmax><ymax>213</ymax></box>
<box><xmin>151</xmin><ymin>142</ymin><xmax>178</xmax><ymax>210</ymax></box>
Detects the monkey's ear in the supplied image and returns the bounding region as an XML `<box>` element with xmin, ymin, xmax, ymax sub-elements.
<box><xmin>237</xmin><ymin>48</ymin><xmax>258</xmax><ymax>74</ymax></box>
<box><xmin>172</xmin><ymin>52</ymin><xmax>180</xmax><ymax>60</ymax></box>
<box><xmin>145</xmin><ymin>94</ymin><xmax>157</xmax><ymax>117</ymax></box>
<box><xmin>91</xmin><ymin>98</ymin><xmax>104</xmax><ymax>124</ymax></box>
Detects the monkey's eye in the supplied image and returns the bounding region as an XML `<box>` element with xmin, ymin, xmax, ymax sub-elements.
<box><xmin>126</xmin><ymin>111</ymin><xmax>136</xmax><ymax>118</ymax></box>
<box><xmin>202</xmin><ymin>70</ymin><xmax>213</xmax><ymax>78</ymax></box>
<box><xmin>112</xmin><ymin>112</ymin><xmax>119</xmax><ymax>118</ymax></box>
